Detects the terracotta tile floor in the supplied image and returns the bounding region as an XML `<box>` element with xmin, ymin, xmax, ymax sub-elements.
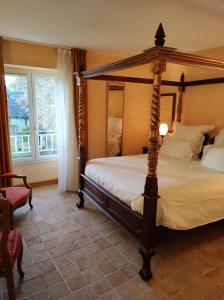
<box><xmin>1</xmin><ymin>185</ymin><xmax>224</xmax><ymax>299</ymax></box>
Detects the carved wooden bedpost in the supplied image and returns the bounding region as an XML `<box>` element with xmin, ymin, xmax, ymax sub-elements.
<box><xmin>176</xmin><ymin>73</ymin><xmax>185</xmax><ymax>122</ymax></box>
<box><xmin>76</xmin><ymin>73</ymin><xmax>87</xmax><ymax>208</ymax></box>
<box><xmin>139</xmin><ymin>23</ymin><xmax>166</xmax><ymax>281</ymax></box>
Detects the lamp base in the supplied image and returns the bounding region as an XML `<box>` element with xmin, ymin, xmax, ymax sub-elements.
<box><xmin>160</xmin><ymin>135</ymin><xmax>165</xmax><ymax>145</ymax></box>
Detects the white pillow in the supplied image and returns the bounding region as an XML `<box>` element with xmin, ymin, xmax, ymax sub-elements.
<box><xmin>214</xmin><ymin>128</ymin><xmax>224</xmax><ymax>146</ymax></box>
<box><xmin>201</xmin><ymin>145</ymin><xmax>224</xmax><ymax>172</ymax></box>
<box><xmin>201</xmin><ymin>144</ymin><xmax>214</xmax><ymax>158</ymax></box>
<box><xmin>173</xmin><ymin>121</ymin><xmax>214</xmax><ymax>159</ymax></box>
<box><xmin>160</xmin><ymin>135</ymin><xmax>193</xmax><ymax>160</ymax></box>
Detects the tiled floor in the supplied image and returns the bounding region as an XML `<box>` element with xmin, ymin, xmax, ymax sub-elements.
<box><xmin>1</xmin><ymin>185</ymin><xmax>224</xmax><ymax>299</ymax></box>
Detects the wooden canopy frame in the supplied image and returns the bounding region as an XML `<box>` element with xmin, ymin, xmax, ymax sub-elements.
<box><xmin>75</xmin><ymin>23</ymin><xmax>224</xmax><ymax>281</ymax></box>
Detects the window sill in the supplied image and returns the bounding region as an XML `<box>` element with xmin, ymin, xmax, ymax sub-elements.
<box><xmin>12</xmin><ymin>157</ymin><xmax>58</xmax><ymax>165</ymax></box>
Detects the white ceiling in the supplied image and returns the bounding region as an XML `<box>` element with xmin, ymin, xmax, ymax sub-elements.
<box><xmin>0</xmin><ymin>0</ymin><xmax>224</xmax><ymax>54</ymax></box>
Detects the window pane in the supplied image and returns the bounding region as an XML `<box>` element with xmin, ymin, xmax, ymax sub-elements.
<box><xmin>5</xmin><ymin>74</ymin><xmax>32</xmax><ymax>159</ymax></box>
<box><xmin>35</xmin><ymin>77</ymin><xmax>57</xmax><ymax>157</ymax></box>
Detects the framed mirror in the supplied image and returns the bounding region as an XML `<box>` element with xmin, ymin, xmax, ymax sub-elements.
<box><xmin>160</xmin><ymin>93</ymin><xmax>176</xmax><ymax>132</ymax></box>
<box><xmin>106</xmin><ymin>82</ymin><xmax>125</xmax><ymax>156</ymax></box>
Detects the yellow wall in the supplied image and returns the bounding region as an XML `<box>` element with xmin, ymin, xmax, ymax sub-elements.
<box><xmin>2</xmin><ymin>40</ymin><xmax>58</xmax><ymax>183</ymax></box>
<box><xmin>181</xmin><ymin>47</ymin><xmax>224</xmax><ymax>136</ymax></box>
<box><xmin>2</xmin><ymin>39</ymin><xmax>57</xmax><ymax>68</ymax></box>
<box><xmin>13</xmin><ymin>161</ymin><xmax>58</xmax><ymax>184</ymax></box>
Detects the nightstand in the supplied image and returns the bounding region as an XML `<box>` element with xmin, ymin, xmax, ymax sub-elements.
<box><xmin>142</xmin><ymin>146</ymin><xmax>149</xmax><ymax>154</ymax></box>
<box><xmin>142</xmin><ymin>145</ymin><xmax>160</xmax><ymax>154</ymax></box>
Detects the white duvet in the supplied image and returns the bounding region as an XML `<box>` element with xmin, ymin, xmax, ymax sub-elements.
<box><xmin>85</xmin><ymin>154</ymin><xmax>224</xmax><ymax>230</ymax></box>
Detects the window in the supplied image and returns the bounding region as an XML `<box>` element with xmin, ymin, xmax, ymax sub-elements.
<box><xmin>5</xmin><ymin>67</ymin><xmax>57</xmax><ymax>162</ymax></box>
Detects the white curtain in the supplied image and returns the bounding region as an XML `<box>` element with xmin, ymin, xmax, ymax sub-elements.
<box><xmin>57</xmin><ymin>48</ymin><xmax>79</xmax><ymax>192</ymax></box>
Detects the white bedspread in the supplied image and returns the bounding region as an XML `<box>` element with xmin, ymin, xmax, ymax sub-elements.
<box><xmin>85</xmin><ymin>154</ymin><xmax>224</xmax><ymax>230</ymax></box>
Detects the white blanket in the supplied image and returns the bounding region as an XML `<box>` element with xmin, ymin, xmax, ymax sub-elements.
<box><xmin>85</xmin><ymin>154</ymin><xmax>224</xmax><ymax>230</ymax></box>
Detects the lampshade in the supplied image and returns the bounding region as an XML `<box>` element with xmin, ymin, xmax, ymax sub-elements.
<box><xmin>159</xmin><ymin>123</ymin><xmax>168</xmax><ymax>136</ymax></box>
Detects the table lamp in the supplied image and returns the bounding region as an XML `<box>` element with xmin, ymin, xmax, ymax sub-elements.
<box><xmin>159</xmin><ymin>123</ymin><xmax>168</xmax><ymax>144</ymax></box>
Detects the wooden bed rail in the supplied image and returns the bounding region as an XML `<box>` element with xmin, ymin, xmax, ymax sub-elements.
<box><xmin>75</xmin><ymin>48</ymin><xmax>224</xmax><ymax>79</ymax></box>
<box><xmin>186</xmin><ymin>77</ymin><xmax>224</xmax><ymax>86</ymax></box>
<box><xmin>84</xmin><ymin>74</ymin><xmax>224</xmax><ymax>88</ymax></box>
<box><xmin>88</xmin><ymin>74</ymin><xmax>179</xmax><ymax>86</ymax></box>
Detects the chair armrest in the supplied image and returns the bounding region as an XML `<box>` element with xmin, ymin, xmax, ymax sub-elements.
<box><xmin>0</xmin><ymin>189</ymin><xmax>7</xmax><ymax>198</ymax></box>
<box><xmin>1</xmin><ymin>173</ymin><xmax>25</xmax><ymax>179</ymax></box>
<box><xmin>0</xmin><ymin>173</ymin><xmax>32</xmax><ymax>190</ymax></box>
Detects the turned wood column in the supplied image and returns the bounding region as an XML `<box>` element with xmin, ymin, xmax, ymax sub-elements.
<box><xmin>176</xmin><ymin>73</ymin><xmax>185</xmax><ymax>122</ymax></box>
<box><xmin>139</xmin><ymin>58</ymin><xmax>166</xmax><ymax>281</ymax></box>
<box><xmin>76</xmin><ymin>75</ymin><xmax>87</xmax><ymax>174</ymax></box>
<box><xmin>76</xmin><ymin>74</ymin><xmax>87</xmax><ymax>208</ymax></box>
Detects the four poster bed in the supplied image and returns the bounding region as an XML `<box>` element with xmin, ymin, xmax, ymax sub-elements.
<box><xmin>75</xmin><ymin>24</ymin><xmax>224</xmax><ymax>281</ymax></box>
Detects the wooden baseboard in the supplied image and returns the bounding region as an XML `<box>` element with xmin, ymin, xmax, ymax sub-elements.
<box><xmin>31</xmin><ymin>179</ymin><xmax>58</xmax><ymax>188</ymax></box>
<box><xmin>16</xmin><ymin>179</ymin><xmax>58</xmax><ymax>188</ymax></box>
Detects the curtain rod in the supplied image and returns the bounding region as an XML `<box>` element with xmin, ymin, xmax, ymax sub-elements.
<box><xmin>2</xmin><ymin>36</ymin><xmax>72</xmax><ymax>50</ymax></box>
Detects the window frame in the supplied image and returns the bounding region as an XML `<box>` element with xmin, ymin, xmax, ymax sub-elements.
<box><xmin>32</xmin><ymin>72</ymin><xmax>57</xmax><ymax>161</ymax></box>
<box><xmin>4</xmin><ymin>65</ymin><xmax>57</xmax><ymax>164</ymax></box>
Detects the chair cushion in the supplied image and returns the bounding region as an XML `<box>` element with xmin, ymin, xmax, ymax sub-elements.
<box><xmin>4</xmin><ymin>187</ymin><xmax>30</xmax><ymax>209</ymax></box>
<box><xmin>0</xmin><ymin>230</ymin><xmax>22</xmax><ymax>269</ymax></box>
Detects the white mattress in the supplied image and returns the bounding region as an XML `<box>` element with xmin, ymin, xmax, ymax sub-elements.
<box><xmin>85</xmin><ymin>154</ymin><xmax>224</xmax><ymax>230</ymax></box>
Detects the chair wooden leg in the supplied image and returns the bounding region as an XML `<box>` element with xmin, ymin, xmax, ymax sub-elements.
<box><xmin>17</xmin><ymin>244</ymin><xmax>24</xmax><ymax>279</ymax></box>
<box><xmin>6</xmin><ymin>268</ymin><xmax>16</xmax><ymax>300</ymax></box>
<box><xmin>29</xmin><ymin>195</ymin><xmax>33</xmax><ymax>210</ymax></box>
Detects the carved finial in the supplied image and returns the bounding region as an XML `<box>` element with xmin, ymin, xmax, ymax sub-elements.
<box><xmin>180</xmin><ymin>73</ymin><xmax>185</xmax><ymax>91</ymax></box>
<box><xmin>154</xmin><ymin>23</ymin><xmax>166</xmax><ymax>46</ymax></box>
<box><xmin>180</xmin><ymin>73</ymin><xmax>185</xmax><ymax>82</ymax></box>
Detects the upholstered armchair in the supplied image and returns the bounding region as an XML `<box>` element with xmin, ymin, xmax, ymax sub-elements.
<box><xmin>0</xmin><ymin>173</ymin><xmax>33</xmax><ymax>227</ymax></box>
<box><xmin>0</xmin><ymin>196</ymin><xmax>24</xmax><ymax>300</ymax></box>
